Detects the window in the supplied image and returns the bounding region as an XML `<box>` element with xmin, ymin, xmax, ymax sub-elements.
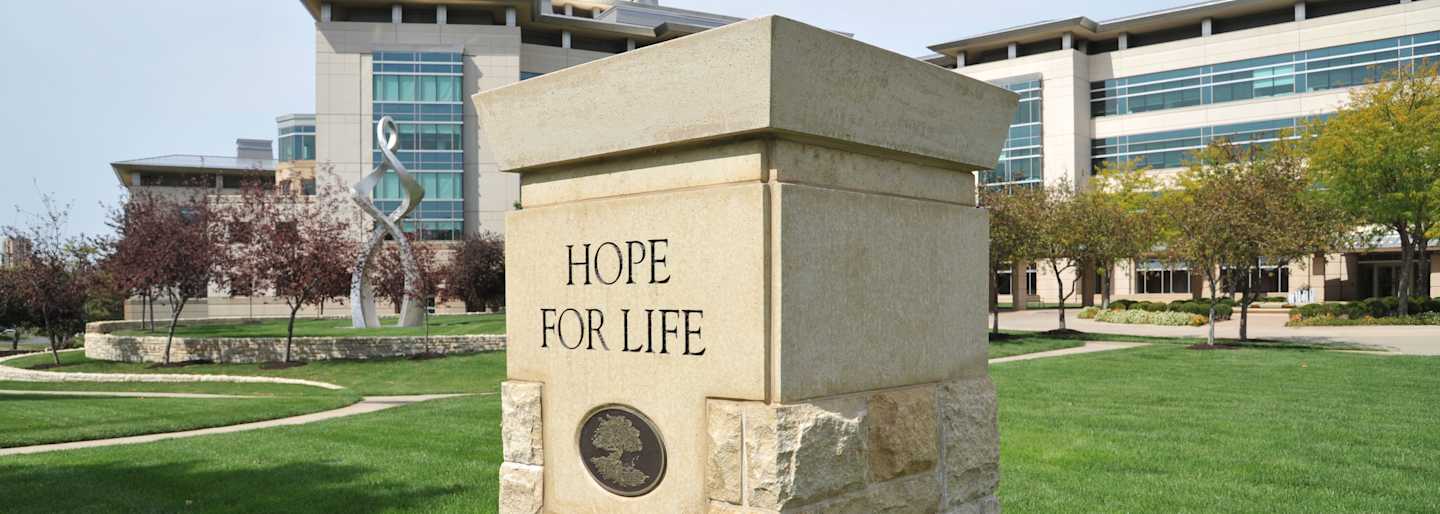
<box><xmin>981</xmin><ymin>79</ymin><xmax>1043</xmax><ymax>188</ymax></box>
<box><xmin>372</xmin><ymin>51</ymin><xmax>466</xmax><ymax>241</ymax></box>
<box><xmin>1091</xmin><ymin>30</ymin><xmax>1440</xmax><ymax>117</ymax></box>
<box><xmin>1091</xmin><ymin>114</ymin><xmax>1331</xmax><ymax>172</ymax></box>
<box><xmin>1133</xmin><ymin>261</ymin><xmax>1191</xmax><ymax>294</ymax></box>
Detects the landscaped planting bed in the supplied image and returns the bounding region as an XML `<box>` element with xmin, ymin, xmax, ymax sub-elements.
<box><xmin>1287</xmin><ymin>297</ymin><xmax>1440</xmax><ymax>326</ymax></box>
<box><xmin>1079</xmin><ymin>299</ymin><xmax>1234</xmax><ymax>326</ymax></box>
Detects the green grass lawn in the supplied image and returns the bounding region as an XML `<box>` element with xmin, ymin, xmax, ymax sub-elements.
<box><xmin>0</xmin><ymin>395</ymin><xmax>500</xmax><ymax>513</ymax></box>
<box><xmin>994</xmin><ymin>345</ymin><xmax>1440</xmax><ymax>513</ymax></box>
<box><xmin>0</xmin><ymin>388</ymin><xmax>357</xmax><ymax>448</ymax></box>
<box><xmin>5</xmin><ymin>330</ymin><xmax>1437</xmax><ymax>512</ymax></box>
<box><xmin>113</xmin><ymin>313</ymin><xmax>506</xmax><ymax>338</ymax></box>
<box><xmin>987</xmin><ymin>332</ymin><xmax>1085</xmax><ymax>358</ymax></box>
<box><xmin>6</xmin><ymin>351</ymin><xmax>507</xmax><ymax>395</ymax></box>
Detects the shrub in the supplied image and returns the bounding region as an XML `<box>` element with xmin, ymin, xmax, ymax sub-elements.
<box><xmin>1095</xmin><ymin>309</ymin><xmax>1207</xmax><ymax>326</ymax></box>
<box><xmin>1136</xmin><ymin>301</ymin><xmax>1169</xmax><ymax>312</ymax></box>
<box><xmin>1170</xmin><ymin>301</ymin><xmax>1232</xmax><ymax>320</ymax></box>
<box><xmin>1078</xmin><ymin>307</ymin><xmax>1101</xmax><ymax>319</ymax></box>
<box><xmin>1110</xmin><ymin>300</ymin><xmax>1137</xmax><ymax>311</ymax></box>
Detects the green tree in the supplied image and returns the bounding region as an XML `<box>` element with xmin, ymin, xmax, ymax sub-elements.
<box><xmin>1307</xmin><ymin>65</ymin><xmax>1440</xmax><ymax>314</ymax></box>
<box><xmin>1184</xmin><ymin>138</ymin><xmax>1349</xmax><ymax>341</ymax></box>
<box><xmin>1032</xmin><ymin>181</ymin><xmax>1087</xmax><ymax>330</ymax></box>
<box><xmin>980</xmin><ymin>185</ymin><xmax>1044</xmax><ymax>334</ymax></box>
<box><xmin>1076</xmin><ymin>160</ymin><xmax>1162</xmax><ymax>309</ymax></box>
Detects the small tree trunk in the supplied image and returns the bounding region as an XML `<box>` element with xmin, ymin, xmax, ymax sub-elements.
<box><xmin>1240</xmin><ymin>289</ymin><xmax>1250</xmax><ymax>343</ymax></box>
<box><xmin>1053</xmin><ymin>263</ymin><xmax>1067</xmax><ymax>330</ymax></box>
<box><xmin>164</xmin><ymin>296</ymin><xmax>186</xmax><ymax>366</ymax></box>
<box><xmin>1207</xmin><ymin>270</ymin><xmax>1218</xmax><ymax>346</ymax></box>
<box><xmin>1397</xmin><ymin>226</ymin><xmax>1414</xmax><ymax>316</ymax></box>
<box><xmin>1420</xmin><ymin>240</ymin><xmax>1432</xmax><ymax>297</ymax></box>
<box><xmin>11</xmin><ymin>329</ymin><xmax>18</xmax><ymax>351</ymax></box>
<box><xmin>44</xmin><ymin>317</ymin><xmax>60</xmax><ymax>366</ymax></box>
<box><xmin>286</xmin><ymin>305</ymin><xmax>301</xmax><ymax>363</ymax></box>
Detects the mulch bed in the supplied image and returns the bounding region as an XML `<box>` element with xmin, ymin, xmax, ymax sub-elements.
<box><xmin>988</xmin><ymin>333</ymin><xmax>1021</xmax><ymax>342</ymax></box>
<box><xmin>259</xmin><ymin>361</ymin><xmax>308</xmax><ymax>370</ymax></box>
<box><xmin>407</xmin><ymin>352</ymin><xmax>449</xmax><ymax>361</ymax></box>
<box><xmin>0</xmin><ymin>350</ymin><xmax>36</xmax><ymax>358</ymax></box>
<box><xmin>1186</xmin><ymin>344</ymin><xmax>1240</xmax><ymax>351</ymax></box>
<box><xmin>1040</xmin><ymin>329</ymin><xmax>1087</xmax><ymax>338</ymax></box>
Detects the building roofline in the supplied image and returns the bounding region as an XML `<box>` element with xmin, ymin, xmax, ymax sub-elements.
<box><xmin>298</xmin><ymin>0</ymin><xmax>739</xmax><ymax>43</ymax></box>
<box><xmin>927</xmin><ymin>0</ymin><xmax>1296</xmax><ymax>56</ymax></box>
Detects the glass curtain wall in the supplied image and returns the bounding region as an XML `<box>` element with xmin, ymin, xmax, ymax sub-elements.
<box><xmin>980</xmin><ymin>78</ymin><xmax>1043</xmax><ymax>189</ymax></box>
<box><xmin>372</xmin><ymin>51</ymin><xmax>465</xmax><ymax>240</ymax></box>
<box><xmin>1091</xmin><ymin>31</ymin><xmax>1440</xmax><ymax>117</ymax></box>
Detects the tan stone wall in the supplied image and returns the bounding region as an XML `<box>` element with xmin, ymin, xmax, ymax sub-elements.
<box><xmin>84</xmin><ymin>327</ymin><xmax>504</xmax><ymax>364</ymax></box>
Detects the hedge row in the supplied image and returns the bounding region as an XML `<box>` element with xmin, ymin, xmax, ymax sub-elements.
<box><xmin>1107</xmin><ymin>299</ymin><xmax>1234</xmax><ymax>320</ymax></box>
<box><xmin>1289</xmin><ymin>297</ymin><xmax>1440</xmax><ymax>321</ymax></box>
<box><xmin>1287</xmin><ymin>312</ymin><xmax>1440</xmax><ymax>327</ymax></box>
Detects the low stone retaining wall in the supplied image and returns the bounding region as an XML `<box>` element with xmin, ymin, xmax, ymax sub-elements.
<box><xmin>84</xmin><ymin>317</ymin><xmax>505</xmax><ymax>364</ymax></box>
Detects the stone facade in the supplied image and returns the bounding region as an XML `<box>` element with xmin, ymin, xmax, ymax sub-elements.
<box><xmin>704</xmin><ymin>378</ymin><xmax>1000</xmax><ymax>514</ymax></box>
<box><xmin>84</xmin><ymin>318</ymin><xmax>504</xmax><ymax>364</ymax></box>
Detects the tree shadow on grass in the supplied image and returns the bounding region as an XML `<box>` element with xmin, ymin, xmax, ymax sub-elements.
<box><xmin>0</xmin><ymin>459</ymin><xmax>470</xmax><ymax>514</ymax></box>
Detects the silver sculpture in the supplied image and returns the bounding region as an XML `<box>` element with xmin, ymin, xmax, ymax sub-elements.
<box><xmin>351</xmin><ymin>116</ymin><xmax>426</xmax><ymax>328</ymax></box>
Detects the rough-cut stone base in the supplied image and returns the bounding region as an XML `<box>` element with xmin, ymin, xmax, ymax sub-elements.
<box><xmin>500</xmin><ymin>381</ymin><xmax>545</xmax><ymax>513</ymax></box>
<box><xmin>706</xmin><ymin>377</ymin><xmax>1000</xmax><ymax>513</ymax></box>
<box><xmin>499</xmin><ymin>462</ymin><xmax>544</xmax><ymax>514</ymax></box>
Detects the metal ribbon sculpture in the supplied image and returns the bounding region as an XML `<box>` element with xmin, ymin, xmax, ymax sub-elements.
<box><xmin>351</xmin><ymin>116</ymin><xmax>426</xmax><ymax>328</ymax></box>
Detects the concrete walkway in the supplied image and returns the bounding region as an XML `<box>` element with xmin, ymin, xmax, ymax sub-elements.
<box><xmin>0</xmin><ymin>389</ymin><xmax>259</xmax><ymax>399</ymax></box>
<box><xmin>989</xmin><ymin>341</ymin><xmax>1150</xmax><ymax>364</ymax></box>
<box><xmin>0</xmin><ymin>394</ymin><xmax>472</xmax><ymax>456</ymax></box>
<box><xmin>997</xmin><ymin>309</ymin><xmax>1440</xmax><ymax>356</ymax></box>
<box><xmin>0</xmin><ymin>350</ymin><xmax>346</xmax><ymax>390</ymax></box>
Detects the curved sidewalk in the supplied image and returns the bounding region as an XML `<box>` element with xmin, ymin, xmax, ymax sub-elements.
<box><xmin>0</xmin><ymin>350</ymin><xmax>346</xmax><ymax>390</ymax></box>
<box><xmin>0</xmin><ymin>394</ymin><xmax>472</xmax><ymax>456</ymax></box>
<box><xmin>989</xmin><ymin>342</ymin><xmax>1149</xmax><ymax>364</ymax></box>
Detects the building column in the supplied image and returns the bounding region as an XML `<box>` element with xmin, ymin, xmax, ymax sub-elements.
<box><xmin>625</xmin><ymin>38</ymin><xmax>636</xmax><ymax>52</ymax></box>
<box><xmin>1007</xmin><ymin>42</ymin><xmax>1017</xmax><ymax>59</ymax></box>
<box><xmin>592</xmin><ymin>7</ymin><xmax>603</xmax><ymax>17</ymax></box>
<box><xmin>563</xmin><ymin>3</ymin><xmax>573</xmax><ymax>16</ymax></box>
<box><xmin>1201</xmin><ymin>18</ymin><xmax>1213</xmax><ymax>36</ymax></box>
<box><xmin>561</xmin><ymin>30</ymin><xmax>571</xmax><ymax>49</ymax></box>
<box><xmin>1118</xmin><ymin>32</ymin><xmax>1129</xmax><ymax>50</ymax></box>
<box><xmin>392</xmin><ymin>4</ymin><xmax>402</xmax><ymax>24</ymax></box>
<box><xmin>957</xmin><ymin>51</ymin><xmax>966</xmax><ymax>68</ymax></box>
<box><xmin>1011</xmin><ymin>262</ymin><xmax>1028</xmax><ymax>311</ymax></box>
<box><xmin>505</xmin><ymin>7</ymin><xmax>517</xmax><ymax>26</ymax></box>
<box><xmin>320</xmin><ymin>2</ymin><xmax>332</xmax><ymax>22</ymax></box>
<box><xmin>1295</xmin><ymin>1</ymin><xmax>1307</xmax><ymax>21</ymax></box>
<box><xmin>437</xmin><ymin>5</ymin><xmax>447</xmax><ymax>25</ymax></box>
<box><xmin>1061</xmin><ymin>32</ymin><xmax>1073</xmax><ymax>50</ymax></box>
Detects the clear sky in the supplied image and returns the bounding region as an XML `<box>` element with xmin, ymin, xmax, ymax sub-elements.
<box><xmin>0</xmin><ymin>0</ymin><xmax>1191</xmax><ymax>237</ymax></box>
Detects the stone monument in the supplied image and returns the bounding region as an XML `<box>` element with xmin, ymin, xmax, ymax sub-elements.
<box><xmin>475</xmin><ymin>16</ymin><xmax>1017</xmax><ymax>514</ymax></box>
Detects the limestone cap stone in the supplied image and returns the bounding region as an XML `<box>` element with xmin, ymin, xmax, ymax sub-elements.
<box><xmin>473</xmin><ymin>15</ymin><xmax>1018</xmax><ymax>174</ymax></box>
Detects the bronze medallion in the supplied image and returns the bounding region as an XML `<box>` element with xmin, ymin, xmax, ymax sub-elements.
<box><xmin>578</xmin><ymin>404</ymin><xmax>667</xmax><ymax>497</ymax></box>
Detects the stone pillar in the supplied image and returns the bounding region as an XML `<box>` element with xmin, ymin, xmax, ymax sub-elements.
<box><xmin>1011</xmin><ymin>262</ymin><xmax>1029</xmax><ymax>311</ymax></box>
<box><xmin>1119</xmin><ymin>32</ymin><xmax>1130</xmax><ymax>50</ymax></box>
<box><xmin>475</xmin><ymin>16</ymin><xmax>1016</xmax><ymax>514</ymax></box>
<box><xmin>1295</xmin><ymin>1</ymin><xmax>1307</xmax><ymax>21</ymax></box>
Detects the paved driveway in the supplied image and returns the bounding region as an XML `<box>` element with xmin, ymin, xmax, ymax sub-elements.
<box><xmin>997</xmin><ymin>309</ymin><xmax>1440</xmax><ymax>356</ymax></box>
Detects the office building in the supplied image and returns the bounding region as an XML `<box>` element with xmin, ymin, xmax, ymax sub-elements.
<box><xmin>923</xmin><ymin>0</ymin><xmax>1440</xmax><ymax>304</ymax></box>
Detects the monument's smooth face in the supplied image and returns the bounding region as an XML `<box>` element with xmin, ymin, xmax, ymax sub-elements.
<box><xmin>480</xmin><ymin>15</ymin><xmax>1016</xmax><ymax>514</ymax></box>
<box><xmin>506</xmin><ymin>179</ymin><xmax>769</xmax><ymax>510</ymax></box>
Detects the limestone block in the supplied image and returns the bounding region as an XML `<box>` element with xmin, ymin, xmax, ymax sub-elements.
<box><xmin>944</xmin><ymin>494</ymin><xmax>1000</xmax><ymax>514</ymax></box>
<box><xmin>939</xmin><ymin>377</ymin><xmax>1000</xmax><ymax>507</ymax></box>
<box><xmin>789</xmin><ymin>473</ymin><xmax>941</xmax><ymax>514</ymax></box>
<box><xmin>868</xmin><ymin>386</ymin><xmax>939</xmax><ymax>482</ymax></box>
<box><xmin>475</xmin><ymin>16</ymin><xmax>1016</xmax><ymax>174</ymax></box>
<box><xmin>745</xmin><ymin>397</ymin><xmax>869</xmax><ymax>510</ymax></box>
<box><xmin>707</xmin><ymin>400</ymin><xmax>745</xmax><ymax>504</ymax></box>
<box><xmin>498</xmin><ymin>462</ymin><xmax>543</xmax><ymax>514</ymax></box>
<box><xmin>501</xmin><ymin>381</ymin><xmax>543</xmax><ymax>466</ymax></box>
